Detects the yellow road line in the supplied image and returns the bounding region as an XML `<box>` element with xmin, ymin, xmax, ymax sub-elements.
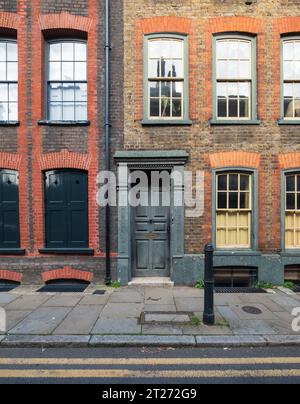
<box><xmin>0</xmin><ymin>357</ymin><xmax>300</xmax><ymax>366</ymax></box>
<box><xmin>0</xmin><ymin>369</ymin><xmax>300</xmax><ymax>379</ymax></box>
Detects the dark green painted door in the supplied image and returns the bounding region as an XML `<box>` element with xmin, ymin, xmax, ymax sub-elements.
<box><xmin>0</xmin><ymin>170</ymin><xmax>20</xmax><ymax>249</ymax></box>
<box><xmin>45</xmin><ymin>170</ymin><xmax>88</xmax><ymax>249</ymax></box>
<box><xmin>133</xmin><ymin>184</ymin><xmax>170</xmax><ymax>277</ymax></box>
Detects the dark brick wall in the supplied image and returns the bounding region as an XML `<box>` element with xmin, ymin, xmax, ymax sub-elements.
<box><xmin>42</xmin><ymin>0</ymin><xmax>88</xmax><ymax>16</ymax></box>
<box><xmin>0</xmin><ymin>0</ymin><xmax>18</xmax><ymax>13</ymax></box>
<box><xmin>0</xmin><ymin>128</ymin><xmax>18</xmax><ymax>152</ymax></box>
<box><xmin>42</xmin><ymin>127</ymin><xmax>88</xmax><ymax>153</ymax></box>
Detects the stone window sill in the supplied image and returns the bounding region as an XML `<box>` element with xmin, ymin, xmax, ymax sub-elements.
<box><xmin>0</xmin><ymin>249</ymin><xmax>25</xmax><ymax>255</ymax></box>
<box><xmin>38</xmin><ymin>120</ymin><xmax>90</xmax><ymax>127</ymax></box>
<box><xmin>39</xmin><ymin>248</ymin><xmax>94</xmax><ymax>256</ymax></box>
<box><xmin>214</xmin><ymin>250</ymin><xmax>261</xmax><ymax>257</ymax></box>
<box><xmin>0</xmin><ymin>121</ymin><xmax>20</xmax><ymax>127</ymax></box>
<box><xmin>278</xmin><ymin>119</ymin><xmax>300</xmax><ymax>125</ymax></box>
<box><xmin>141</xmin><ymin>119</ymin><xmax>192</xmax><ymax>126</ymax></box>
<box><xmin>210</xmin><ymin>119</ymin><xmax>261</xmax><ymax>126</ymax></box>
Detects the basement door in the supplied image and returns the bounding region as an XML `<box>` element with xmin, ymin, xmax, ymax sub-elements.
<box><xmin>132</xmin><ymin>177</ymin><xmax>170</xmax><ymax>277</ymax></box>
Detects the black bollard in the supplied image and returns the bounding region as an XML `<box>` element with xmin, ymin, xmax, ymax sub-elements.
<box><xmin>203</xmin><ymin>243</ymin><xmax>215</xmax><ymax>326</ymax></box>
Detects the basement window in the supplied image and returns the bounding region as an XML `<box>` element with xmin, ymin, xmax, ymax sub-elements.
<box><xmin>37</xmin><ymin>279</ymin><xmax>90</xmax><ymax>293</ymax></box>
<box><xmin>0</xmin><ymin>280</ymin><xmax>20</xmax><ymax>292</ymax></box>
<box><xmin>214</xmin><ymin>267</ymin><xmax>258</xmax><ymax>288</ymax></box>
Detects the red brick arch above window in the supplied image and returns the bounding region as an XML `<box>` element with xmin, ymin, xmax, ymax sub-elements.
<box><xmin>42</xmin><ymin>267</ymin><xmax>93</xmax><ymax>283</ymax></box>
<box><xmin>135</xmin><ymin>16</ymin><xmax>197</xmax><ymax>120</ymax></box>
<box><xmin>0</xmin><ymin>12</ymin><xmax>21</xmax><ymax>31</ymax></box>
<box><xmin>39</xmin><ymin>150</ymin><xmax>91</xmax><ymax>171</ymax></box>
<box><xmin>0</xmin><ymin>152</ymin><xmax>21</xmax><ymax>170</ymax></box>
<box><xmin>279</xmin><ymin>153</ymin><xmax>300</xmax><ymax>170</ymax></box>
<box><xmin>0</xmin><ymin>270</ymin><xmax>22</xmax><ymax>283</ymax></box>
<box><xmin>39</xmin><ymin>12</ymin><xmax>93</xmax><ymax>33</ymax></box>
<box><xmin>210</xmin><ymin>152</ymin><xmax>260</xmax><ymax>169</ymax></box>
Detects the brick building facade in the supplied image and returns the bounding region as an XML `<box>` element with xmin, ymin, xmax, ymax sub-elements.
<box><xmin>1</xmin><ymin>1</ymin><xmax>300</xmax><ymax>287</ymax></box>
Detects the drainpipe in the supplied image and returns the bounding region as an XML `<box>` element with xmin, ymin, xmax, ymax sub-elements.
<box><xmin>105</xmin><ymin>0</ymin><xmax>111</xmax><ymax>285</ymax></box>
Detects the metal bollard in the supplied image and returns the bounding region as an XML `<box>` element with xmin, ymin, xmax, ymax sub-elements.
<box><xmin>203</xmin><ymin>243</ymin><xmax>215</xmax><ymax>326</ymax></box>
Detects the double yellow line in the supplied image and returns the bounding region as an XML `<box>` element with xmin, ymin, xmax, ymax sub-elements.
<box><xmin>0</xmin><ymin>357</ymin><xmax>299</xmax><ymax>379</ymax></box>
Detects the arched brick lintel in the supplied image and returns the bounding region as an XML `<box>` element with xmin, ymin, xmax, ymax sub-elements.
<box><xmin>42</xmin><ymin>267</ymin><xmax>93</xmax><ymax>283</ymax></box>
<box><xmin>210</xmin><ymin>151</ymin><xmax>261</xmax><ymax>169</ymax></box>
<box><xmin>207</xmin><ymin>16</ymin><xmax>263</xmax><ymax>35</ymax></box>
<box><xmin>0</xmin><ymin>12</ymin><xmax>21</xmax><ymax>31</ymax></box>
<box><xmin>0</xmin><ymin>270</ymin><xmax>22</xmax><ymax>283</ymax></box>
<box><xmin>0</xmin><ymin>152</ymin><xmax>22</xmax><ymax>170</ymax></box>
<box><xmin>39</xmin><ymin>12</ymin><xmax>93</xmax><ymax>33</ymax></box>
<box><xmin>138</xmin><ymin>16</ymin><xmax>192</xmax><ymax>35</ymax></box>
<box><xmin>279</xmin><ymin>153</ymin><xmax>300</xmax><ymax>169</ymax></box>
<box><xmin>39</xmin><ymin>150</ymin><xmax>91</xmax><ymax>171</ymax></box>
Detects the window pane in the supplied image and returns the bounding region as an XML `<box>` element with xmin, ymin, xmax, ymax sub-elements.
<box><xmin>75</xmin><ymin>83</ymin><xmax>87</xmax><ymax>102</ymax></box>
<box><xmin>74</xmin><ymin>62</ymin><xmax>86</xmax><ymax>81</ymax></box>
<box><xmin>239</xmin><ymin>97</ymin><xmax>249</xmax><ymax>118</ymax></box>
<box><xmin>170</xmin><ymin>40</ymin><xmax>183</xmax><ymax>59</ymax></box>
<box><xmin>287</xmin><ymin>193</ymin><xmax>296</xmax><ymax>210</ymax></box>
<box><xmin>294</xmin><ymin>42</ymin><xmax>300</xmax><ymax>60</ymax></box>
<box><xmin>229</xmin><ymin>192</ymin><xmax>238</xmax><ymax>209</ymax></box>
<box><xmin>297</xmin><ymin>176</ymin><xmax>300</xmax><ymax>192</ymax></box>
<box><xmin>7</xmin><ymin>43</ymin><xmax>17</xmax><ymax>61</ymax></box>
<box><xmin>49</xmin><ymin>83</ymin><xmax>62</xmax><ymax>102</ymax></box>
<box><xmin>49</xmin><ymin>43</ymin><xmax>61</xmax><ymax>61</ymax></box>
<box><xmin>75</xmin><ymin>103</ymin><xmax>87</xmax><ymax>121</ymax></box>
<box><xmin>161</xmin><ymin>98</ymin><xmax>170</xmax><ymax>117</ymax></box>
<box><xmin>218</xmin><ymin>175</ymin><xmax>227</xmax><ymax>191</ymax></box>
<box><xmin>217</xmin><ymin>60</ymin><xmax>227</xmax><ymax>79</ymax></box>
<box><xmin>8</xmin><ymin>103</ymin><xmax>17</xmax><ymax>121</ymax></box>
<box><xmin>63</xmin><ymin>102</ymin><xmax>75</xmax><ymax>121</ymax></box>
<box><xmin>161</xmin><ymin>81</ymin><xmax>170</xmax><ymax>97</ymax></box>
<box><xmin>228</xmin><ymin>41</ymin><xmax>239</xmax><ymax>59</ymax></box>
<box><xmin>150</xmin><ymin>82</ymin><xmax>159</xmax><ymax>98</ymax></box>
<box><xmin>229</xmin><ymin>174</ymin><xmax>238</xmax><ymax>190</ymax></box>
<box><xmin>148</xmin><ymin>41</ymin><xmax>162</xmax><ymax>59</ymax></box>
<box><xmin>149</xmin><ymin>59</ymin><xmax>160</xmax><ymax>77</ymax></box>
<box><xmin>240</xmin><ymin>192</ymin><xmax>250</xmax><ymax>209</ymax></box>
<box><xmin>161</xmin><ymin>59</ymin><xmax>172</xmax><ymax>78</ymax></box>
<box><xmin>216</xmin><ymin>41</ymin><xmax>227</xmax><ymax>59</ymax></box>
<box><xmin>7</xmin><ymin>62</ymin><xmax>18</xmax><ymax>81</ymax></box>
<box><xmin>49</xmin><ymin>62</ymin><xmax>61</xmax><ymax>81</ymax></box>
<box><xmin>49</xmin><ymin>103</ymin><xmax>62</xmax><ymax>121</ymax></box>
<box><xmin>240</xmin><ymin>175</ymin><xmax>250</xmax><ymax>191</ymax></box>
<box><xmin>150</xmin><ymin>98</ymin><xmax>159</xmax><ymax>117</ymax></box>
<box><xmin>228</xmin><ymin>96</ymin><xmax>238</xmax><ymax>117</ymax></box>
<box><xmin>172</xmin><ymin>82</ymin><xmax>183</xmax><ymax>98</ymax></box>
<box><xmin>239</xmin><ymin>41</ymin><xmax>251</xmax><ymax>59</ymax></box>
<box><xmin>284</xmin><ymin>97</ymin><xmax>294</xmax><ymax>117</ymax></box>
<box><xmin>9</xmin><ymin>84</ymin><xmax>18</xmax><ymax>102</ymax></box>
<box><xmin>75</xmin><ymin>43</ymin><xmax>86</xmax><ymax>61</ymax></box>
<box><xmin>172</xmin><ymin>99</ymin><xmax>182</xmax><ymax>117</ymax></box>
<box><xmin>62</xmin><ymin>82</ymin><xmax>75</xmax><ymax>101</ymax></box>
<box><xmin>297</xmin><ymin>194</ymin><xmax>300</xmax><ymax>210</ymax></box>
<box><xmin>284</xmin><ymin>61</ymin><xmax>293</xmax><ymax>80</ymax></box>
<box><xmin>0</xmin><ymin>42</ymin><xmax>6</xmax><ymax>61</ymax></box>
<box><xmin>286</xmin><ymin>176</ymin><xmax>295</xmax><ymax>192</ymax></box>
<box><xmin>0</xmin><ymin>83</ymin><xmax>8</xmax><ymax>101</ymax></box>
<box><xmin>172</xmin><ymin>60</ymin><xmax>183</xmax><ymax>78</ymax></box>
<box><xmin>0</xmin><ymin>102</ymin><xmax>8</xmax><ymax>121</ymax></box>
<box><xmin>239</xmin><ymin>60</ymin><xmax>251</xmax><ymax>79</ymax></box>
<box><xmin>284</xmin><ymin>42</ymin><xmax>294</xmax><ymax>60</ymax></box>
<box><xmin>218</xmin><ymin>192</ymin><xmax>227</xmax><ymax>209</ymax></box>
<box><xmin>227</xmin><ymin>61</ymin><xmax>239</xmax><ymax>78</ymax></box>
<box><xmin>62</xmin><ymin>43</ymin><xmax>74</xmax><ymax>61</ymax></box>
<box><xmin>62</xmin><ymin>62</ymin><xmax>74</xmax><ymax>81</ymax></box>
<box><xmin>0</xmin><ymin>62</ymin><xmax>6</xmax><ymax>80</ymax></box>
<box><xmin>217</xmin><ymin>83</ymin><xmax>227</xmax><ymax>117</ymax></box>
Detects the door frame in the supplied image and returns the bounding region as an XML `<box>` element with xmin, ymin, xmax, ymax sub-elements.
<box><xmin>114</xmin><ymin>150</ymin><xmax>188</xmax><ymax>285</ymax></box>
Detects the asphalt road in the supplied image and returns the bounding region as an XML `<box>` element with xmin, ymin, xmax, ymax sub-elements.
<box><xmin>0</xmin><ymin>346</ymin><xmax>299</xmax><ymax>385</ymax></box>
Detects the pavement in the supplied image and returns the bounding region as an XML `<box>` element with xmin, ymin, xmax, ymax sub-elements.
<box><xmin>0</xmin><ymin>284</ymin><xmax>300</xmax><ymax>348</ymax></box>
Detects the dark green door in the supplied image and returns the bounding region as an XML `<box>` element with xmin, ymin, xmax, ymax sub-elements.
<box><xmin>0</xmin><ymin>170</ymin><xmax>20</xmax><ymax>249</ymax></box>
<box><xmin>133</xmin><ymin>182</ymin><xmax>170</xmax><ymax>277</ymax></box>
<box><xmin>45</xmin><ymin>170</ymin><xmax>88</xmax><ymax>249</ymax></box>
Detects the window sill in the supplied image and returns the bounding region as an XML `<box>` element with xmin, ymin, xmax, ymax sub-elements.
<box><xmin>210</xmin><ymin>119</ymin><xmax>261</xmax><ymax>126</ymax></box>
<box><xmin>141</xmin><ymin>119</ymin><xmax>192</xmax><ymax>126</ymax></box>
<box><xmin>38</xmin><ymin>120</ymin><xmax>90</xmax><ymax>127</ymax></box>
<box><xmin>281</xmin><ymin>250</ymin><xmax>300</xmax><ymax>257</ymax></box>
<box><xmin>39</xmin><ymin>248</ymin><xmax>94</xmax><ymax>256</ymax></box>
<box><xmin>214</xmin><ymin>250</ymin><xmax>261</xmax><ymax>257</ymax></box>
<box><xmin>0</xmin><ymin>121</ymin><xmax>20</xmax><ymax>127</ymax></box>
<box><xmin>0</xmin><ymin>248</ymin><xmax>25</xmax><ymax>255</ymax></box>
<box><xmin>278</xmin><ymin>119</ymin><xmax>300</xmax><ymax>125</ymax></box>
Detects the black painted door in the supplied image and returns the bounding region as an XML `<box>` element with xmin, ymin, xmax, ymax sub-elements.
<box><xmin>0</xmin><ymin>170</ymin><xmax>20</xmax><ymax>249</ymax></box>
<box><xmin>45</xmin><ymin>170</ymin><xmax>88</xmax><ymax>249</ymax></box>
<box><xmin>133</xmin><ymin>182</ymin><xmax>170</xmax><ymax>277</ymax></box>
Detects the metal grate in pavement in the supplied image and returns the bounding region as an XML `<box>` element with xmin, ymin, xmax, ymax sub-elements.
<box><xmin>215</xmin><ymin>287</ymin><xmax>267</xmax><ymax>294</ymax></box>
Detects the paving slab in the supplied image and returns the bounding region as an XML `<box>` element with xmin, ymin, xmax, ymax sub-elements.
<box><xmin>144</xmin><ymin>313</ymin><xmax>191</xmax><ymax>323</ymax></box>
<box><xmin>182</xmin><ymin>325</ymin><xmax>233</xmax><ymax>336</ymax></box>
<box><xmin>238</xmin><ymin>295</ymin><xmax>287</xmax><ymax>312</ymax></box>
<box><xmin>232</xmin><ymin>319</ymin><xmax>277</xmax><ymax>335</ymax></box>
<box><xmin>1</xmin><ymin>335</ymin><xmax>90</xmax><ymax>347</ymax></box>
<box><xmin>109</xmin><ymin>291</ymin><xmax>144</xmax><ymax>303</ymax></box>
<box><xmin>214</xmin><ymin>307</ymin><xmax>241</xmax><ymax>329</ymax></box>
<box><xmin>145</xmin><ymin>288</ymin><xmax>174</xmax><ymax>305</ymax></box>
<box><xmin>8</xmin><ymin>307</ymin><xmax>72</xmax><ymax>335</ymax></box>
<box><xmin>231</xmin><ymin>304</ymin><xmax>277</xmax><ymax>320</ymax></box>
<box><xmin>173</xmin><ymin>288</ymin><xmax>204</xmax><ymax>298</ymax></box>
<box><xmin>79</xmin><ymin>294</ymin><xmax>110</xmax><ymax>305</ymax></box>
<box><xmin>142</xmin><ymin>324</ymin><xmax>183</xmax><ymax>335</ymax></box>
<box><xmin>89</xmin><ymin>334</ymin><xmax>196</xmax><ymax>347</ymax></box>
<box><xmin>53</xmin><ymin>305</ymin><xmax>104</xmax><ymax>335</ymax></box>
<box><xmin>0</xmin><ymin>293</ymin><xmax>18</xmax><ymax>306</ymax></box>
<box><xmin>6</xmin><ymin>310</ymin><xmax>31</xmax><ymax>331</ymax></box>
<box><xmin>100</xmin><ymin>303</ymin><xmax>143</xmax><ymax>318</ymax></box>
<box><xmin>268</xmin><ymin>294</ymin><xmax>300</xmax><ymax>308</ymax></box>
<box><xmin>92</xmin><ymin>318</ymin><xmax>141</xmax><ymax>335</ymax></box>
<box><xmin>42</xmin><ymin>294</ymin><xmax>83</xmax><ymax>307</ymax></box>
<box><xmin>264</xmin><ymin>335</ymin><xmax>300</xmax><ymax>346</ymax></box>
<box><xmin>5</xmin><ymin>294</ymin><xmax>52</xmax><ymax>311</ymax></box>
<box><xmin>195</xmin><ymin>335</ymin><xmax>266</xmax><ymax>347</ymax></box>
<box><xmin>174</xmin><ymin>297</ymin><xmax>203</xmax><ymax>312</ymax></box>
<box><xmin>144</xmin><ymin>304</ymin><xmax>177</xmax><ymax>312</ymax></box>
<box><xmin>214</xmin><ymin>295</ymin><xmax>243</xmax><ymax>306</ymax></box>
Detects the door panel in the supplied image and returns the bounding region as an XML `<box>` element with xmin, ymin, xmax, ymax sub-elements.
<box><xmin>45</xmin><ymin>170</ymin><xmax>88</xmax><ymax>249</ymax></box>
<box><xmin>0</xmin><ymin>170</ymin><xmax>20</xmax><ymax>248</ymax></box>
